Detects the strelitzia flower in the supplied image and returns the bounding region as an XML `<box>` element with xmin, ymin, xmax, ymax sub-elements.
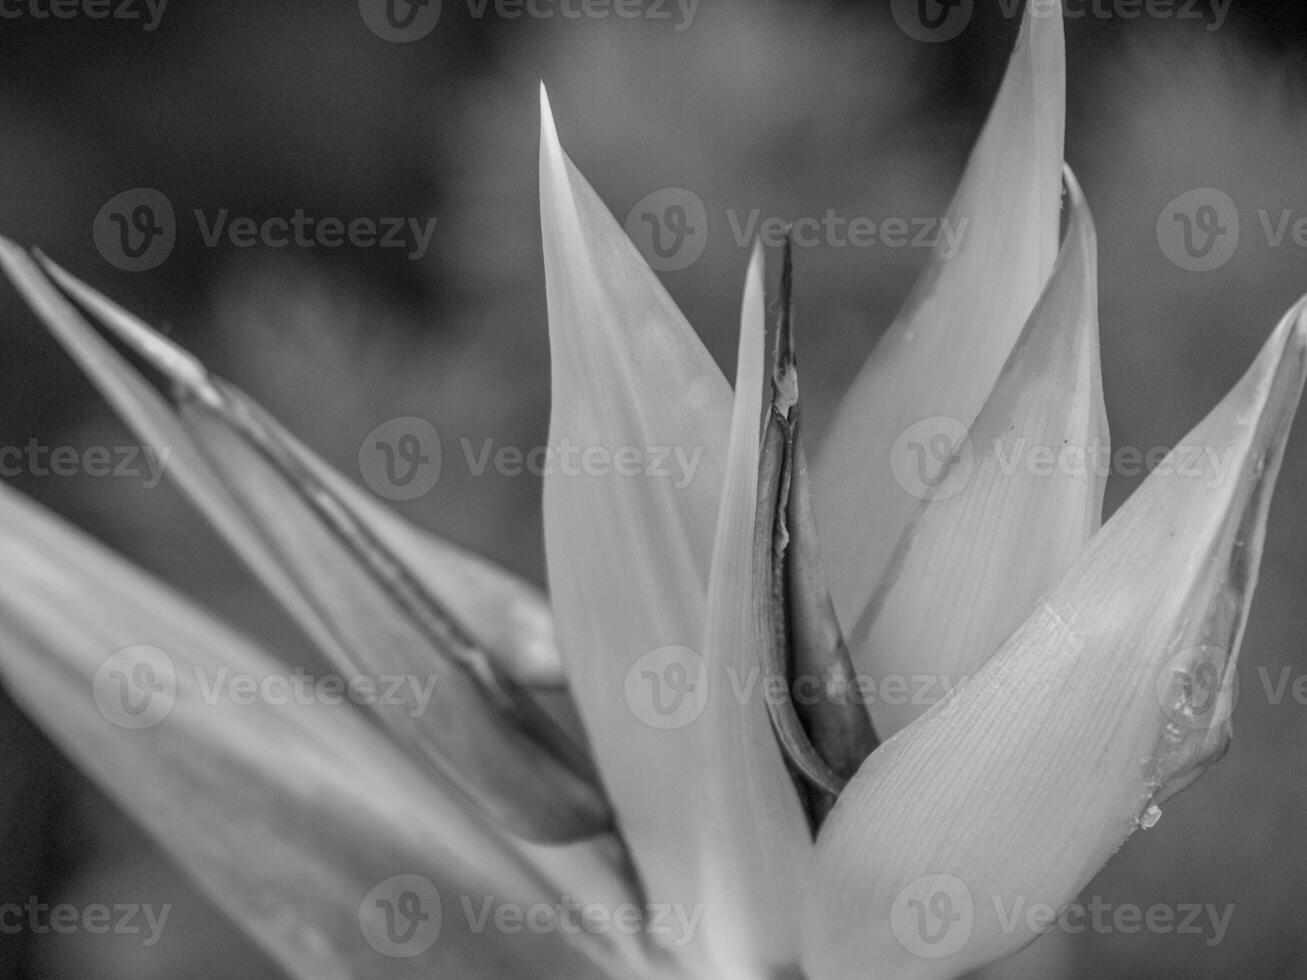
<box><xmin>0</xmin><ymin>4</ymin><xmax>1302</xmax><ymax>979</ymax></box>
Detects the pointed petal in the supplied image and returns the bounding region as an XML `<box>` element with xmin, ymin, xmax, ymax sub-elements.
<box><xmin>0</xmin><ymin>241</ymin><xmax>607</xmax><ymax>843</ymax></box>
<box><xmin>35</xmin><ymin>247</ymin><xmax>564</xmax><ymax>688</ymax></box>
<box><xmin>852</xmin><ymin>168</ymin><xmax>1107</xmax><ymax>737</ymax></box>
<box><xmin>539</xmin><ymin>84</ymin><xmax>733</xmax><ymax>915</ymax></box>
<box><xmin>697</xmin><ymin>241</ymin><xmax>810</xmax><ymax>975</ymax></box>
<box><xmin>0</xmin><ymin>239</ymin><xmax>320</xmax><ymax>648</ymax></box>
<box><xmin>0</xmin><ymin>485</ymin><xmax>624</xmax><ymax>980</ymax></box>
<box><xmin>802</xmin><ymin>299</ymin><xmax>1307</xmax><ymax>980</ymax></box>
<box><xmin>814</xmin><ymin>1</ymin><xmax>1066</xmax><ymax>672</ymax></box>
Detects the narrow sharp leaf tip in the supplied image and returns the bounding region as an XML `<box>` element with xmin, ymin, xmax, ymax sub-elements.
<box><xmin>539</xmin><ymin>82</ymin><xmax>564</xmax><ymax>162</ymax></box>
<box><xmin>33</xmin><ymin>251</ymin><xmax>214</xmax><ymax>400</ymax></box>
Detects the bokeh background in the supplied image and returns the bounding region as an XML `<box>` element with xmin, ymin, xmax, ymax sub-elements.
<box><xmin>1</xmin><ymin>1</ymin><xmax>1306</xmax><ymax>977</ymax></box>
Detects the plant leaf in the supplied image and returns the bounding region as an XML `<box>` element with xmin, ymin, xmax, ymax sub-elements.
<box><xmin>0</xmin><ymin>240</ymin><xmax>607</xmax><ymax>844</ymax></box>
<box><xmin>34</xmin><ymin>246</ymin><xmax>564</xmax><ymax>688</ymax></box>
<box><xmin>538</xmin><ymin>82</ymin><xmax>732</xmax><ymax>930</ymax></box>
<box><xmin>0</xmin><ymin>484</ymin><xmax>628</xmax><ymax>980</ymax></box>
<box><xmin>814</xmin><ymin>0</ymin><xmax>1066</xmax><ymax>675</ymax></box>
<box><xmin>850</xmin><ymin>167</ymin><xmax>1107</xmax><ymax>737</ymax></box>
<box><xmin>802</xmin><ymin>297</ymin><xmax>1307</xmax><ymax>980</ymax></box>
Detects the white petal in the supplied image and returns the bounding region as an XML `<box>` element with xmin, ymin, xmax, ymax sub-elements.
<box><xmin>33</xmin><ymin>247</ymin><xmax>564</xmax><ymax>688</ymax></box>
<box><xmin>803</xmin><ymin>298</ymin><xmax>1307</xmax><ymax>980</ymax></box>
<box><xmin>814</xmin><ymin>2</ymin><xmax>1066</xmax><ymax>675</ymax></box>
<box><xmin>852</xmin><ymin>168</ymin><xmax>1106</xmax><ymax>737</ymax></box>
<box><xmin>0</xmin><ymin>242</ymin><xmax>604</xmax><ymax>842</ymax></box>
<box><xmin>539</xmin><ymin>82</ymin><xmax>733</xmax><ymax>924</ymax></box>
<box><xmin>0</xmin><ymin>485</ymin><xmax>625</xmax><ymax>980</ymax></box>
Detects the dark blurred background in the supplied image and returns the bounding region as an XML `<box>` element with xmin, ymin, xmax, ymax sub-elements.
<box><xmin>1</xmin><ymin>1</ymin><xmax>1306</xmax><ymax>977</ymax></box>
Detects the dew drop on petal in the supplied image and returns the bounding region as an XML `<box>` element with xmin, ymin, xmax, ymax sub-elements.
<box><xmin>1138</xmin><ymin>802</ymin><xmax>1163</xmax><ymax>830</ymax></box>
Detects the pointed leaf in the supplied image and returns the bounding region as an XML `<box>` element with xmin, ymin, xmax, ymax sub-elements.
<box><xmin>539</xmin><ymin>83</ymin><xmax>733</xmax><ymax>920</ymax></box>
<box><xmin>0</xmin><ymin>484</ymin><xmax>627</xmax><ymax>980</ymax></box>
<box><xmin>0</xmin><ymin>241</ymin><xmax>607</xmax><ymax>843</ymax></box>
<box><xmin>35</xmin><ymin>247</ymin><xmax>564</xmax><ymax>689</ymax></box>
<box><xmin>802</xmin><ymin>298</ymin><xmax>1307</xmax><ymax>980</ymax></box>
<box><xmin>851</xmin><ymin>167</ymin><xmax>1107</xmax><ymax>737</ymax></box>
<box><xmin>814</xmin><ymin>1</ymin><xmax>1066</xmax><ymax>675</ymax></box>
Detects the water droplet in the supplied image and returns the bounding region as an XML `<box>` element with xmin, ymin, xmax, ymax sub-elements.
<box><xmin>1139</xmin><ymin>803</ymin><xmax>1163</xmax><ymax>830</ymax></box>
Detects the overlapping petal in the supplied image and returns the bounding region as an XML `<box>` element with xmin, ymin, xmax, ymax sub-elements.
<box><xmin>814</xmin><ymin>0</ymin><xmax>1066</xmax><ymax>676</ymax></box>
<box><xmin>0</xmin><ymin>239</ymin><xmax>606</xmax><ymax>844</ymax></box>
<box><xmin>0</xmin><ymin>483</ymin><xmax>626</xmax><ymax>980</ymax></box>
<box><xmin>851</xmin><ymin>168</ymin><xmax>1107</xmax><ymax>737</ymax></box>
<box><xmin>802</xmin><ymin>298</ymin><xmax>1307</xmax><ymax>980</ymax></box>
